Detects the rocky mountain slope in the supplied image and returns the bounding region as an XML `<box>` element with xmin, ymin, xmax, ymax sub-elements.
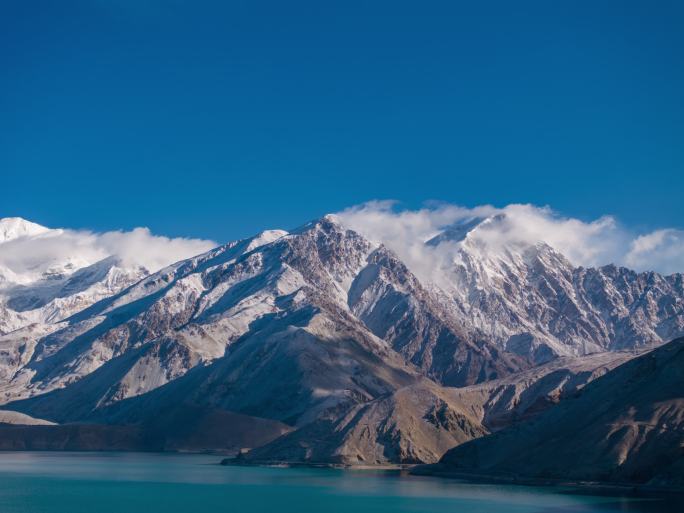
<box><xmin>0</xmin><ymin>213</ymin><xmax>682</xmax><ymax>471</ymax></box>
<box><xmin>0</xmin><ymin>217</ymin><xmax>524</xmax><ymax>408</ymax></box>
<box><xmin>1</xmin><ymin>218</ymin><xmax>522</xmax><ymax>461</ymax></box>
<box><xmin>428</xmin><ymin>336</ymin><xmax>684</xmax><ymax>488</ymax></box>
<box><xmin>0</xmin><ymin>227</ymin><xmax>287</xmax><ymax>405</ymax></box>
<box><xmin>237</xmin><ymin>380</ymin><xmax>487</xmax><ymax>465</ymax></box>
<box><xmin>449</xmin><ymin>349</ymin><xmax>639</xmax><ymax>430</ymax></box>
<box><xmin>422</xmin><ymin>215</ymin><xmax>684</xmax><ymax>363</ymax></box>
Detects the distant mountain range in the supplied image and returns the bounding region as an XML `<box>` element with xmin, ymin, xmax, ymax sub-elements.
<box><xmin>0</xmin><ymin>215</ymin><xmax>682</xmax><ymax>488</ymax></box>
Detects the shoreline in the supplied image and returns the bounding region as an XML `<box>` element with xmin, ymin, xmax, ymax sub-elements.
<box><xmin>409</xmin><ymin>464</ymin><xmax>684</xmax><ymax>497</ymax></box>
<box><xmin>221</xmin><ymin>457</ymin><xmax>684</xmax><ymax>496</ymax></box>
<box><xmin>1</xmin><ymin>447</ymin><xmax>681</xmax><ymax>497</ymax></box>
<box><xmin>220</xmin><ymin>457</ymin><xmax>413</xmax><ymax>471</ymax></box>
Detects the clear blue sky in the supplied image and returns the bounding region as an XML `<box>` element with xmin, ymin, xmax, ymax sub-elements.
<box><xmin>2</xmin><ymin>1</ymin><xmax>682</xmax><ymax>242</ymax></box>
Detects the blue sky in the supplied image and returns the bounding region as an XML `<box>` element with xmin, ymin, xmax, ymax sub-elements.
<box><xmin>2</xmin><ymin>1</ymin><xmax>683</xmax><ymax>242</ymax></box>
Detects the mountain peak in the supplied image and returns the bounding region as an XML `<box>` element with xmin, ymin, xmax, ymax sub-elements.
<box><xmin>292</xmin><ymin>214</ymin><xmax>347</xmax><ymax>236</ymax></box>
<box><xmin>425</xmin><ymin>213</ymin><xmax>507</xmax><ymax>247</ymax></box>
<box><xmin>426</xmin><ymin>217</ymin><xmax>488</xmax><ymax>246</ymax></box>
<box><xmin>245</xmin><ymin>229</ymin><xmax>288</xmax><ymax>252</ymax></box>
<box><xmin>0</xmin><ymin>217</ymin><xmax>51</xmax><ymax>243</ymax></box>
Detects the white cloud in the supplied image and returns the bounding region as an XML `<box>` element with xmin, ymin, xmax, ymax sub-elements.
<box><xmin>94</xmin><ymin>227</ymin><xmax>217</xmax><ymax>271</ymax></box>
<box><xmin>625</xmin><ymin>229</ymin><xmax>684</xmax><ymax>276</ymax></box>
<box><xmin>0</xmin><ymin>221</ymin><xmax>217</xmax><ymax>282</ymax></box>
<box><xmin>336</xmin><ymin>201</ymin><xmax>684</xmax><ymax>278</ymax></box>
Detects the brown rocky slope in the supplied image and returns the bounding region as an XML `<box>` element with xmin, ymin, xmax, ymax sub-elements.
<box><xmin>421</xmin><ymin>337</ymin><xmax>684</xmax><ymax>488</ymax></box>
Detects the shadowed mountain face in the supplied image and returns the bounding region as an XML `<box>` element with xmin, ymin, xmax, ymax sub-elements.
<box><xmin>237</xmin><ymin>381</ymin><xmax>487</xmax><ymax>465</ymax></box>
<box><xmin>448</xmin><ymin>349</ymin><xmax>640</xmax><ymax>431</ymax></box>
<box><xmin>430</xmin><ymin>337</ymin><xmax>684</xmax><ymax>488</ymax></box>
<box><xmin>0</xmin><ymin>215</ymin><xmax>682</xmax><ymax>471</ymax></box>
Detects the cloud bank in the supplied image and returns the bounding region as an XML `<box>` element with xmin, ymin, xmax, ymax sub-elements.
<box><xmin>0</xmin><ymin>221</ymin><xmax>217</xmax><ymax>281</ymax></box>
<box><xmin>336</xmin><ymin>201</ymin><xmax>684</xmax><ymax>277</ymax></box>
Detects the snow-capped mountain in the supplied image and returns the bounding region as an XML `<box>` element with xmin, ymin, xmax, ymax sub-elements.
<box><xmin>420</xmin><ymin>214</ymin><xmax>684</xmax><ymax>363</ymax></box>
<box><xmin>3</xmin><ymin>217</ymin><xmax>515</xmax><ymax>463</ymax></box>
<box><xmin>0</xmin><ymin>217</ymin><xmax>50</xmax><ymax>243</ymax></box>
<box><xmin>0</xmin><ymin>212</ymin><xmax>683</xmax><ymax>466</ymax></box>
<box><xmin>1</xmin><ymin>217</ymin><xmax>523</xmax><ymax>406</ymax></box>
<box><xmin>0</xmin><ymin>228</ymin><xmax>284</xmax><ymax>403</ymax></box>
<box><xmin>0</xmin><ymin>218</ymin><xmax>149</xmax><ymax>335</ymax></box>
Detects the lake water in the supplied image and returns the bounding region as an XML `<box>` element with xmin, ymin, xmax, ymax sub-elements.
<box><xmin>0</xmin><ymin>452</ymin><xmax>680</xmax><ymax>513</ymax></box>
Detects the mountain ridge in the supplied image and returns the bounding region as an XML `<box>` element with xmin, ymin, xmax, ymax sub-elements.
<box><xmin>0</xmin><ymin>214</ymin><xmax>682</xmax><ymax>475</ymax></box>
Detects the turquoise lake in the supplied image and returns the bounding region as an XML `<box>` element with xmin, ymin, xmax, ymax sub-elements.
<box><xmin>0</xmin><ymin>452</ymin><xmax>680</xmax><ymax>513</ymax></box>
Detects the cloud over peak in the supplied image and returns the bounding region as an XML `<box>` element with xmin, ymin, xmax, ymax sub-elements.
<box><xmin>336</xmin><ymin>201</ymin><xmax>684</xmax><ymax>278</ymax></box>
<box><xmin>0</xmin><ymin>218</ymin><xmax>217</xmax><ymax>282</ymax></box>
